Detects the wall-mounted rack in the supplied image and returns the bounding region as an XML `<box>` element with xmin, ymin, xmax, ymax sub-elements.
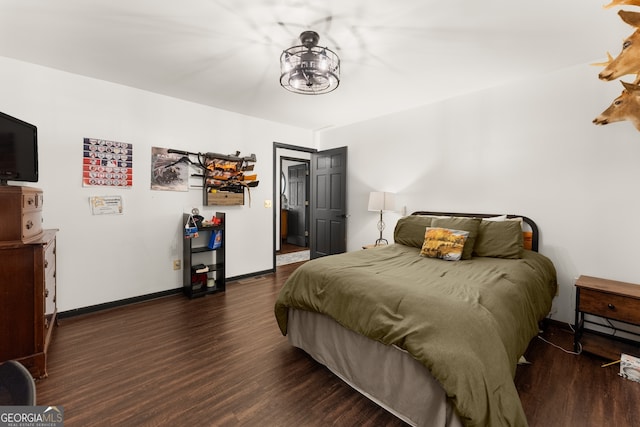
<box><xmin>167</xmin><ymin>149</ymin><xmax>258</xmax><ymax>206</ymax></box>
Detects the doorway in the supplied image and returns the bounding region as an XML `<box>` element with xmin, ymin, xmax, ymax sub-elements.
<box><xmin>282</xmin><ymin>161</ymin><xmax>309</xmax><ymax>247</ymax></box>
<box><xmin>274</xmin><ymin>144</ymin><xmax>312</xmax><ymax>267</ymax></box>
<box><xmin>272</xmin><ymin>142</ymin><xmax>348</xmax><ymax>269</ymax></box>
<box><xmin>278</xmin><ymin>157</ymin><xmax>310</xmax><ymax>265</ymax></box>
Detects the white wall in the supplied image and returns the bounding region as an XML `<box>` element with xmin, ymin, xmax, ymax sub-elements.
<box><xmin>0</xmin><ymin>57</ymin><xmax>313</xmax><ymax>312</ymax></box>
<box><xmin>4</xmin><ymin>52</ymin><xmax>639</xmax><ymax>324</ymax></box>
<box><xmin>317</xmin><ymin>63</ymin><xmax>640</xmax><ymax>325</ymax></box>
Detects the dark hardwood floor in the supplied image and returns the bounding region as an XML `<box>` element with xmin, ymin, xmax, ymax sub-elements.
<box><xmin>36</xmin><ymin>263</ymin><xmax>640</xmax><ymax>426</ymax></box>
<box><xmin>516</xmin><ymin>324</ymin><xmax>640</xmax><ymax>426</ymax></box>
<box><xmin>277</xmin><ymin>241</ymin><xmax>308</xmax><ymax>254</ymax></box>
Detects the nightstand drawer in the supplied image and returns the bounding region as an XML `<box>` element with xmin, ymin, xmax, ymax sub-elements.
<box><xmin>579</xmin><ymin>288</ymin><xmax>640</xmax><ymax>324</ymax></box>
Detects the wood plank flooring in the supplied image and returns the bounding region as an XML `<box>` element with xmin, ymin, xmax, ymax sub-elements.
<box><xmin>277</xmin><ymin>241</ymin><xmax>308</xmax><ymax>254</ymax></box>
<box><xmin>36</xmin><ymin>262</ymin><xmax>640</xmax><ymax>426</ymax></box>
<box><xmin>516</xmin><ymin>324</ymin><xmax>640</xmax><ymax>426</ymax></box>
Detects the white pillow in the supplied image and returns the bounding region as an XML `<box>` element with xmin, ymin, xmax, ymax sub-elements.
<box><xmin>484</xmin><ymin>215</ymin><xmax>507</xmax><ymax>222</ymax></box>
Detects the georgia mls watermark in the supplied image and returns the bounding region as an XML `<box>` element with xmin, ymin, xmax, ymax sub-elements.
<box><xmin>0</xmin><ymin>406</ymin><xmax>63</xmax><ymax>427</ymax></box>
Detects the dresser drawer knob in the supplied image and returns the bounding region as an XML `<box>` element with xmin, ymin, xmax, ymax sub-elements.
<box><xmin>45</xmin><ymin>289</ymin><xmax>49</xmax><ymax>297</ymax></box>
<box><xmin>25</xmin><ymin>220</ymin><xmax>33</xmax><ymax>230</ymax></box>
<box><xmin>44</xmin><ymin>260</ymin><xmax>49</xmax><ymax>268</ymax></box>
<box><xmin>607</xmin><ymin>303</ymin><xmax>615</xmax><ymax>310</ymax></box>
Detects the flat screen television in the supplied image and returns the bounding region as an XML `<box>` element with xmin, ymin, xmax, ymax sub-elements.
<box><xmin>0</xmin><ymin>111</ymin><xmax>38</xmax><ymax>185</ymax></box>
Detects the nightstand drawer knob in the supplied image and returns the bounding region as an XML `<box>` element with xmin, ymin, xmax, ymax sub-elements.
<box><xmin>608</xmin><ymin>303</ymin><xmax>615</xmax><ymax>310</ymax></box>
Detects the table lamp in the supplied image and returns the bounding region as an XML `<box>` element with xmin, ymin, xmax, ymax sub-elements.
<box><xmin>368</xmin><ymin>191</ymin><xmax>395</xmax><ymax>246</ymax></box>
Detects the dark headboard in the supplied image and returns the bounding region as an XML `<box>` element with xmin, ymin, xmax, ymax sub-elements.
<box><xmin>411</xmin><ymin>211</ymin><xmax>539</xmax><ymax>252</ymax></box>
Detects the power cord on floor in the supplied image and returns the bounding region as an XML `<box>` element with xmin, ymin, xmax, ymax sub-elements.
<box><xmin>535</xmin><ymin>322</ymin><xmax>582</xmax><ymax>355</ymax></box>
<box><xmin>536</xmin><ymin>335</ymin><xmax>582</xmax><ymax>355</ymax></box>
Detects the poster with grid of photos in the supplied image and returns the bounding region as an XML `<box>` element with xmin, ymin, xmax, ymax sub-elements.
<box><xmin>82</xmin><ymin>138</ymin><xmax>133</xmax><ymax>187</ymax></box>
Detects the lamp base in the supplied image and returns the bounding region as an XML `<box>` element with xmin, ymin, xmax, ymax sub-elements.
<box><xmin>375</xmin><ymin>211</ymin><xmax>388</xmax><ymax>246</ymax></box>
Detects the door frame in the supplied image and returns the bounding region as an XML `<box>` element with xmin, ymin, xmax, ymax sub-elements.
<box><xmin>273</xmin><ymin>142</ymin><xmax>316</xmax><ymax>271</ymax></box>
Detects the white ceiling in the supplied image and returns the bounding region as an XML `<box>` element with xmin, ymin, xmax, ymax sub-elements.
<box><xmin>0</xmin><ymin>0</ymin><xmax>631</xmax><ymax>130</ymax></box>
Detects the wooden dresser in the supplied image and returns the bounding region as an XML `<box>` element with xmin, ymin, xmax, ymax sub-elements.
<box><xmin>0</xmin><ymin>186</ymin><xmax>57</xmax><ymax>378</ymax></box>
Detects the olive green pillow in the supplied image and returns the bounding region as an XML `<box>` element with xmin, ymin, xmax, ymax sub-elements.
<box><xmin>474</xmin><ymin>220</ymin><xmax>524</xmax><ymax>259</ymax></box>
<box><xmin>393</xmin><ymin>215</ymin><xmax>434</xmax><ymax>248</ymax></box>
<box><xmin>431</xmin><ymin>217</ymin><xmax>481</xmax><ymax>260</ymax></box>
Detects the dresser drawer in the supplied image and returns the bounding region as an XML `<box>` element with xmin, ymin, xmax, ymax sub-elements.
<box><xmin>43</xmin><ymin>237</ymin><xmax>57</xmax><ymax>325</ymax></box>
<box><xmin>45</xmin><ymin>275</ymin><xmax>56</xmax><ymax>320</ymax></box>
<box><xmin>0</xmin><ymin>186</ymin><xmax>43</xmax><ymax>242</ymax></box>
<box><xmin>579</xmin><ymin>288</ymin><xmax>640</xmax><ymax>325</ymax></box>
<box><xmin>22</xmin><ymin>210</ymin><xmax>43</xmax><ymax>240</ymax></box>
<box><xmin>22</xmin><ymin>191</ymin><xmax>43</xmax><ymax>212</ymax></box>
<box><xmin>44</xmin><ymin>238</ymin><xmax>56</xmax><ymax>278</ymax></box>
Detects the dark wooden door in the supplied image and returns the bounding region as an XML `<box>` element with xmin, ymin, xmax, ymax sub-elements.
<box><xmin>310</xmin><ymin>146</ymin><xmax>348</xmax><ymax>259</ymax></box>
<box><xmin>286</xmin><ymin>163</ymin><xmax>308</xmax><ymax>247</ymax></box>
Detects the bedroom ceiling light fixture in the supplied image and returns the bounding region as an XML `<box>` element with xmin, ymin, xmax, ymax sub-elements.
<box><xmin>280</xmin><ymin>30</ymin><xmax>340</xmax><ymax>95</ymax></box>
<box><xmin>368</xmin><ymin>191</ymin><xmax>395</xmax><ymax>246</ymax></box>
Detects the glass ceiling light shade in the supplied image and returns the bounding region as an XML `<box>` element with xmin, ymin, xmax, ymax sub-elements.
<box><xmin>280</xmin><ymin>31</ymin><xmax>340</xmax><ymax>95</ymax></box>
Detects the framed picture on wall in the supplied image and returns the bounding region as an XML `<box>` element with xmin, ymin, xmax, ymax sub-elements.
<box><xmin>82</xmin><ymin>138</ymin><xmax>133</xmax><ymax>188</ymax></box>
<box><xmin>150</xmin><ymin>146</ymin><xmax>188</xmax><ymax>191</ymax></box>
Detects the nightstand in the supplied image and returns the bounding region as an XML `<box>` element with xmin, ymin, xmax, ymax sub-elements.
<box><xmin>574</xmin><ymin>275</ymin><xmax>640</xmax><ymax>360</ymax></box>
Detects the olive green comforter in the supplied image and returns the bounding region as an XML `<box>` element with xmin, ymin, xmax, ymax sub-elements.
<box><xmin>274</xmin><ymin>244</ymin><xmax>557</xmax><ymax>427</ymax></box>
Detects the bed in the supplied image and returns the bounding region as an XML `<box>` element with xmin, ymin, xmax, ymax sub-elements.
<box><xmin>274</xmin><ymin>212</ymin><xmax>557</xmax><ymax>427</ymax></box>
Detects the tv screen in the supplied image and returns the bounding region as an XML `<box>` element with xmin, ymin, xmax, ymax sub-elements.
<box><xmin>0</xmin><ymin>111</ymin><xmax>38</xmax><ymax>184</ymax></box>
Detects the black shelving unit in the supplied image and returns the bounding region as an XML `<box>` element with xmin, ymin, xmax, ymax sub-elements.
<box><xmin>182</xmin><ymin>212</ymin><xmax>225</xmax><ymax>298</ymax></box>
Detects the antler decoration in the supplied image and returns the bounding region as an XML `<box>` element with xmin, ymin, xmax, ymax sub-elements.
<box><xmin>594</xmin><ymin>6</ymin><xmax>640</xmax><ymax>131</ymax></box>
<box><xmin>603</xmin><ymin>0</ymin><xmax>640</xmax><ymax>9</ymax></box>
<box><xmin>591</xmin><ymin>52</ymin><xmax>614</xmax><ymax>67</ymax></box>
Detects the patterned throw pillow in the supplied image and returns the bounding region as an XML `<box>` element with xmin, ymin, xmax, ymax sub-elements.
<box><xmin>420</xmin><ymin>227</ymin><xmax>469</xmax><ymax>261</ymax></box>
<box><xmin>430</xmin><ymin>217</ymin><xmax>481</xmax><ymax>260</ymax></box>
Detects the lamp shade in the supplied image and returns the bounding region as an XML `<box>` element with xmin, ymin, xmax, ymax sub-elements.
<box><xmin>368</xmin><ymin>192</ymin><xmax>395</xmax><ymax>212</ymax></box>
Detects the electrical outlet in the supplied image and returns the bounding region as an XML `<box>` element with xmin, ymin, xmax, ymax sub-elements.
<box><xmin>173</xmin><ymin>260</ymin><xmax>181</xmax><ymax>270</ymax></box>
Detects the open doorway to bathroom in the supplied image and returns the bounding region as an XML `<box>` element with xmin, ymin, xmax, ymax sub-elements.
<box><xmin>273</xmin><ymin>142</ymin><xmax>348</xmax><ymax>267</ymax></box>
<box><xmin>277</xmin><ymin>158</ymin><xmax>310</xmax><ymax>265</ymax></box>
<box><xmin>275</xmin><ymin>144</ymin><xmax>311</xmax><ymax>266</ymax></box>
